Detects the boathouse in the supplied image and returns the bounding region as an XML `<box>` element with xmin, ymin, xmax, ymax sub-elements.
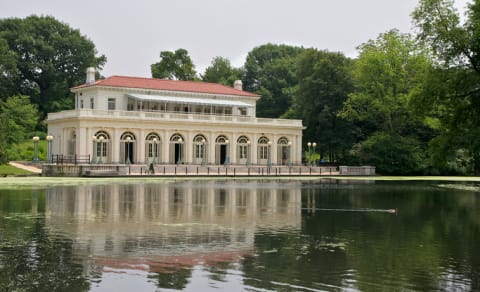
<box><xmin>46</xmin><ymin>68</ymin><xmax>304</xmax><ymax>166</ymax></box>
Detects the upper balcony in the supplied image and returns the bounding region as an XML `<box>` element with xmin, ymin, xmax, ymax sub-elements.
<box><xmin>47</xmin><ymin>109</ymin><xmax>304</xmax><ymax>129</ymax></box>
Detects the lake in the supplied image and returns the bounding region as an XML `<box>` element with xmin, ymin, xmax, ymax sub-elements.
<box><xmin>0</xmin><ymin>178</ymin><xmax>479</xmax><ymax>291</ymax></box>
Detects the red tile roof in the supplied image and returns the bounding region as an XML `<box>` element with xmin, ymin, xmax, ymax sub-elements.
<box><xmin>71</xmin><ymin>75</ymin><xmax>259</xmax><ymax>97</ymax></box>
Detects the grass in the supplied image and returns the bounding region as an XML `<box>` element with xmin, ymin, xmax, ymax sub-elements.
<box><xmin>0</xmin><ymin>164</ymin><xmax>35</xmax><ymax>176</ymax></box>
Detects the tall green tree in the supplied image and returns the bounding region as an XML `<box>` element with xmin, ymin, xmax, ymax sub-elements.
<box><xmin>412</xmin><ymin>0</ymin><xmax>480</xmax><ymax>174</ymax></box>
<box><xmin>201</xmin><ymin>56</ymin><xmax>243</xmax><ymax>86</ymax></box>
<box><xmin>0</xmin><ymin>95</ymin><xmax>39</xmax><ymax>163</ymax></box>
<box><xmin>151</xmin><ymin>48</ymin><xmax>197</xmax><ymax>80</ymax></box>
<box><xmin>0</xmin><ymin>36</ymin><xmax>18</xmax><ymax>99</ymax></box>
<box><xmin>292</xmin><ymin>49</ymin><xmax>355</xmax><ymax>163</ymax></box>
<box><xmin>340</xmin><ymin>30</ymin><xmax>432</xmax><ymax>174</ymax></box>
<box><xmin>243</xmin><ymin>44</ymin><xmax>305</xmax><ymax>118</ymax></box>
<box><xmin>0</xmin><ymin>15</ymin><xmax>106</xmax><ymax>121</ymax></box>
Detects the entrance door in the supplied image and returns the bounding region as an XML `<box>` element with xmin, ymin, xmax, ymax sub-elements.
<box><xmin>124</xmin><ymin>143</ymin><xmax>134</xmax><ymax>164</ymax></box>
<box><xmin>174</xmin><ymin>143</ymin><xmax>182</xmax><ymax>164</ymax></box>
<box><xmin>281</xmin><ymin>146</ymin><xmax>288</xmax><ymax>165</ymax></box>
<box><xmin>220</xmin><ymin>144</ymin><xmax>227</xmax><ymax>165</ymax></box>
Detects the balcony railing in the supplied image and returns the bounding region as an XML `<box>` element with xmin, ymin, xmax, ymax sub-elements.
<box><xmin>48</xmin><ymin>109</ymin><xmax>303</xmax><ymax>127</ymax></box>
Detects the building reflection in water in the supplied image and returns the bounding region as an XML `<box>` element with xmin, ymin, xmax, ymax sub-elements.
<box><xmin>45</xmin><ymin>180</ymin><xmax>301</xmax><ymax>278</ymax></box>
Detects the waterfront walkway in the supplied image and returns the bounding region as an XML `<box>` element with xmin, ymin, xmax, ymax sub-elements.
<box><xmin>42</xmin><ymin>163</ymin><xmax>341</xmax><ymax>177</ymax></box>
<box><xmin>9</xmin><ymin>161</ymin><xmax>42</xmax><ymax>174</ymax></box>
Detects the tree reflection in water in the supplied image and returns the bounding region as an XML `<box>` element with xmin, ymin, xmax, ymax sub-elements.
<box><xmin>0</xmin><ymin>190</ymin><xmax>89</xmax><ymax>291</ymax></box>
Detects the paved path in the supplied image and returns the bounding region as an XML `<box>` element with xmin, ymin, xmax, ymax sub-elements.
<box><xmin>9</xmin><ymin>161</ymin><xmax>42</xmax><ymax>174</ymax></box>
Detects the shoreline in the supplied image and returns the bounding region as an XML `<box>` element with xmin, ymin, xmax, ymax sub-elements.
<box><xmin>0</xmin><ymin>175</ymin><xmax>479</xmax><ymax>189</ymax></box>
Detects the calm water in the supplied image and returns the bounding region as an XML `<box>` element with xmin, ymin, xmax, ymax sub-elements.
<box><xmin>0</xmin><ymin>179</ymin><xmax>479</xmax><ymax>291</ymax></box>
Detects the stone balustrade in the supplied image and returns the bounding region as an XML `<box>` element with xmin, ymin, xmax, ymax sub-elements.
<box><xmin>48</xmin><ymin>109</ymin><xmax>303</xmax><ymax>127</ymax></box>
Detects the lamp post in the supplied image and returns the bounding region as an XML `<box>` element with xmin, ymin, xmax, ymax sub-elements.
<box><xmin>307</xmin><ymin>142</ymin><xmax>312</xmax><ymax>166</ymax></box>
<box><xmin>224</xmin><ymin>139</ymin><xmax>229</xmax><ymax>165</ymax></box>
<box><xmin>201</xmin><ymin>138</ymin><xmax>206</xmax><ymax>165</ymax></box>
<box><xmin>312</xmin><ymin>142</ymin><xmax>317</xmax><ymax>166</ymax></box>
<box><xmin>267</xmin><ymin>141</ymin><xmax>272</xmax><ymax>167</ymax></box>
<box><xmin>91</xmin><ymin>136</ymin><xmax>97</xmax><ymax>164</ymax></box>
<box><xmin>46</xmin><ymin>135</ymin><xmax>53</xmax><ymax>163</ymax></box>
<box><xmin>32</xmin><ymin>136</ymin><xmax>39</xmax><ymax>162</ymax></box>
<box><xmin>125</xmin><ymin>136</ymin><xmax>131</xmax><ymax>165</ymax></box>
<box><xmin>287</xmin><ymin>141</ymin><xmax>292</xmax><ymax>167</ymax></box>
<box><xmin>246</xmin><ymin>140</ymin><xmax>251</xmax><ymax>167</ymax></box>
<box><xmin>177</xmin><ymin>138</ymin><xmax>183</xmax><ymax>164</ymax></box>
<box><xmin>98</xmin><ymin>136</ymin><xmax>104</xmax><ymax>164</ymax></box>
<box><xmin>152</xmin><ymin>137</ymin><xmax>157</xmax><ymax>164</ymax></box>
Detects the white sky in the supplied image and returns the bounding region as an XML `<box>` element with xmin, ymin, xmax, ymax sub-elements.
<box><xmin>0</xmin><ymin>0</ymin><xmax>471</xmax><ymax>78</ymax></box>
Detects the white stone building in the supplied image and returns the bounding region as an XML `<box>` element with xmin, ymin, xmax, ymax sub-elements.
<box><xmin>47</xmin><ymin>68</ymin><xmax>304</xmax><ymax>165</ymax></box>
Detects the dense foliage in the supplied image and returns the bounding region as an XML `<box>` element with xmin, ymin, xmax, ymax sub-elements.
<box><xmin>0</xmin><ymin>15</ymin><xmax>105</xmax><ymax>163</ymax></box>
<box><xmin>151</xmin><ymin>48</ymin><xmax>197</xmax><ymax>81</ymax></box>
<box><xmin>243</xmin><ymin>44</ymin><xmax>305</xmax><ymax>118</ymax></box>
<box><xmin>340</xmin><ymin>30</ymin><xmax>432</xmax><ymax>174</ymax></box>
<box><xmin>412</xmin><ymin>0</ymin><xmax>480</xmax><ymax>174</ymax></box>
<box><xmin>0</xmin><ymin>96</ymin><xmax>39</xmax><ymax>163</ymax></box>
<box><xmin>0</xmin><ymin>15</ymin><xmax>106</xmax><ymax>120</ymax></box>
<box><xmin>202</xmin><ymin>56</ymin><xmax>243</xmax><ymax>86</ymax></box>
<box><xmin>292</xmin><ymin>49</ymin><xmax>355</xmax><ymax>164</ymax></box>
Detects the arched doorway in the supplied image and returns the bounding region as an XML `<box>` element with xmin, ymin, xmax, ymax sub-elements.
<box><xmin>215</xmin><ymin>135</ymin><xmax>230</xmax><ymax>165</ymax></box>
<box><xmin>193</xmin><ymin>134</ymin><xmax>207</xmax><ymax>164</ymax></box>
<box><xmin>145</xmin><ymin>133</ymin><xmax>161</xmax><ymax>164</ymax></box>
<box><xmin>277</xmin><ymin>137</ymin><xmax>290</xmax><ymax>166</ymax></box>
<box><xmin>68</xmin><ymin>130</ymin><xmax>76</xmax><ymax>155</ymax></box>
<box><xmin>257</xmin><ymin>136</ymin><xmax>270</xmax><ymax>165</ymax></box>
<box><xmin>120</xmin><ymin>132</ymin><xmax>136</xmax><ymax>164</ymax></box>
<box><xmin>93</xmin><ymin>131</ymin><xmax>111</xmax><ymax>163</ymax></box>
<box><xmin>169</xmin><ymin>134</ymin><xmax>184</xmax><ymax>164</ymax></box>
<box><xmin>237</xmin><ymin>136</ymin><xmax>250</xmax><ymax>165</ymax></box>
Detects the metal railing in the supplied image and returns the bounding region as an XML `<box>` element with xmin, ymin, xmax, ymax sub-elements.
<box><xmin>51</xmin><ymin>154</ymin><xmax>91</xmax><ymax>165</ymax></box>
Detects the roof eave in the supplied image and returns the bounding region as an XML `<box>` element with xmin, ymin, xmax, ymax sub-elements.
<box><xmin>71</xmin><ymin>83</ymin><xmax>261</xmax><ymax>99</ymax></box>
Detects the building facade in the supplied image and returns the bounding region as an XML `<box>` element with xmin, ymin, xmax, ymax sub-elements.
<box><xmin>47</xmin><ymin>68</ymin><xmax>304</xmax><ymax>165</ymax></box>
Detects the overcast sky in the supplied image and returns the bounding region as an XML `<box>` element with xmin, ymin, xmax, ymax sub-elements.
<box><xmin>0</xmin><ymin>0</ymin><xmax>471</xmax><ymax>78</ymax></box>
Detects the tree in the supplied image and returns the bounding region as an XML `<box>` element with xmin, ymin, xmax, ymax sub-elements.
<box><xmin>0</xmin><ymin>95</ymin><xmax>39</xmax><ymax>163</ymax></box>
<box><xmin>243</xmin><ymin>44</ymin><xmax>305</xmax><ymax>118</ymax></box>
<box><xmin>339</xmin><ymin>30</ymin><xmax>432</xmax><ymax>174</ymax></box>
<box><xmin>292</xmin><ymin>49</ymin><xmax>355</xmax><ymax>163</ymax></box>
<box><xmin>0</xmin><ymin>36</ymin><xmax>18</xmax><ymax>99</ymax></box>
<box><xmin>412</xmin><ymin>0</ymin><xmax>480</xmax><ymax>174</ymax></box>
<box><xmin>0</xmin><ymin>15</ymin><xmax>106</xmax><ymax>122</ymax></box>
<box><xmin>202</xmin><ymin>56</ymin><xmax>243</xmax><ymax>86</ymax></box>
<box><xmin>151</xmin><ymin>49</ymin><xmax>197</xmax><ymax>80</ymax></box>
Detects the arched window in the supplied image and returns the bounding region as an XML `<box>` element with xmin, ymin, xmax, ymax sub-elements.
<box><xmin>278</xmin><ymin>137</ymin><xmax>288</xmax><ymax>145</ymax></box>
<box><xmin>237</xmin><ymin>136</ymin><xmax>250</xmax><ymax>162</ymax></box>
<box><xmin>193</xmin><ymin>134</ymin><xmax>207</xmax><ymax>164</ymax></box>
<box><xmin>170</xmin><ymin>134</ymin><xmax>184</xmax><ymax>143</ymax></box>
<box><xmin>93</xmin><ymin>131</ymin><xmax>110</xmax><ymax>163</ymax></box>
<box><xmin>146</xmin><ymin>133</ymin><xmax>161</xmax><ymax>164</ymax></box>
<box><xmin>257</xmin><ymin>136</ymin><xmax>271</xmax><ymax>164</ymax></box>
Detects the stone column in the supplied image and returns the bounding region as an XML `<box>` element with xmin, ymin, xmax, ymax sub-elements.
<box><xmin>163</xmin><ymin>130</ymin><xmax>170</xmax><ymax>164</ymax></box>
<box><xmin>186</xmin><ymin>131</ymin><xmax>193</xmax><ymax>164</ymax></box>
<box><xmin>231</xmin><ymin>133</ymin><xmax>237</xmax><ymax>164</ymax></box>
<box><xmin>251</xmin><ymin>132</ymin><xmax>258</xmax><ymax>164</ymax></box>
<box><xmin>137</xmin><ymin>129</ymin><xmax>144</xmax><ymax>164</ymax></box>
<box><xmin>271</xmin><ymin>134</ymin><xmax>278</xmax><ymax>165</ymax></box>
<box><xmin>77</xmin><ymin>126</ymin><xmax>87</xmax><ymax>156</ymax></box>
<box><xmin>112</xmin><ymin>128</ymin><xmax>121</xmax><ymax>163</ymax></box>
<box><xmin>208</xmin><ymin>132</ymin><xmax>215</xmax><ymax>164</ymax></box>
